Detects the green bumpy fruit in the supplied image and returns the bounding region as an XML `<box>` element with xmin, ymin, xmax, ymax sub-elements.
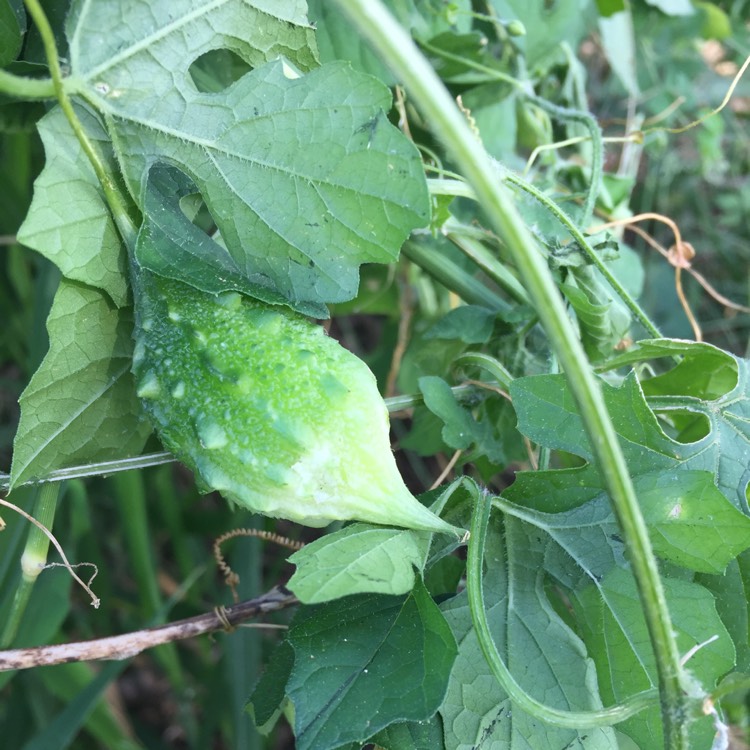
<box><xmin>131</xmin><ymin>268</ymin><xmax>459</xmax><ymax>535</ymax></box>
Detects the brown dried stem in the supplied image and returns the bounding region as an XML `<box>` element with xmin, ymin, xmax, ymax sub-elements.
<box><xmin>0</xmin><ymin>586</ymin><xmax>298</xmax><ymax>671</ymax></box>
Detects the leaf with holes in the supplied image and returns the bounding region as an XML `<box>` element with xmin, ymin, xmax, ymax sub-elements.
<box><xmin>510</xmin><ymin>341</ymin><xmax>750</xmax><ymax>517</ymax></box>
<box><xmin>64</xmin><ymin>0</ymin><xmax>429</xmax><ymax>313</ymax></box>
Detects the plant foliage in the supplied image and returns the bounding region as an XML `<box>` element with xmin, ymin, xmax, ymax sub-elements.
<box><xmin>1</xmin><ymin>0</ymin><xmax>750</xmax><ymax>748</ymax></box>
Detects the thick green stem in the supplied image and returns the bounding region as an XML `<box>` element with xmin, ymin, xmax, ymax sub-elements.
<box><xmin>403</xmin><ymin>239</ymin><xmax>510</xmax><ymax>311</ymax></box>
<box><xmin>467</xmin><ymin>488</ymin><xmax>656</xmax><ymax>727</ymax></box>
<box><xmin>1</xmin><ymin>482</ymin><xmax>62</xmax><ymax>647</ymax></box>
<box><xmin>23</xmin><ymin>0</ymin><xmax>138</xmax><ymax>249</ymax></box>
<box><xmin>335</xmin><ymin>2</ymin><xmax>689</xmax><ymax>746</ymax></box>
<box><xmin>0</xmin><ymin>68</ymin><xmax>55</xmax><ymax>99</ymax></box>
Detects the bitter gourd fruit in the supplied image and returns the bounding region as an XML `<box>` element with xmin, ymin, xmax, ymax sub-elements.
<box><xmin>131</xmin><ymin>266</ymin><xmax>460</xmax><ymax>535</ymax></box>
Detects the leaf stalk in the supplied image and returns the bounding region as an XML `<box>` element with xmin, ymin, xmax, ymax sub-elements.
<box><xmin>467</xmin><ymin>487</ymin><xmax>657</xmax><ymax>727</ymax></box>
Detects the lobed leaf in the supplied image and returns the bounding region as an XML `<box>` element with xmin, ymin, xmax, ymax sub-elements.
<box><xmin>511</xmin><ymin>354</ymin><xmax>750</xmax><ymax>516</ymax></box>
<box><xmin>66</xmin><ymin>0</ymin><xmax>429</xmax><ymax>312</ymax></box>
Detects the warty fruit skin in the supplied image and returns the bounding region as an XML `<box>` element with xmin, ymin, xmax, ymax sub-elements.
<box><xmin>131</xmin><ymin>268</ymin><xmax>459</xmax><ymax>535</ymax></box>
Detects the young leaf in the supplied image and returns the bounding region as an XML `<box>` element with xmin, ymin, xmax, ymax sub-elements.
<box><xmin>16</xmin><ymin>105</ymin><xmax>128</xmax><ymax>307</ymax></box>
<box><xmin>287</xmin><ymin>523</ymin><xmax>431</xmax><ymax>604</ymax></box>
<box><xmin>419</xmin><ymin>375</ymin><xmax>506</xmax><ymax>463</ymax></box>
<box><xmin>10</xmin><ymin>281</ymin><xmax>150</xmax><ymax>488</ymax></box>
<box><xmin>286</xmin><ymin>580</ymin><xmax>457</xmax><ymax>750</ymax></box>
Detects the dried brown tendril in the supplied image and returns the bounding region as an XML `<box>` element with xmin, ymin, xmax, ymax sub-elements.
<box><xmin>213</xmin><ymin>529</ymin><xmax>304</xmax><ymax>602</ymax></box>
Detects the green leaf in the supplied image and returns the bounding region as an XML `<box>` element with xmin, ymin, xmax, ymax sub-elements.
<box><xmin>511</xmin><ymin>357</ymin><xmax>750</xmax><ymax>516</ymax></box>
<box><xmin>9</xmin><ymin>281</ymin><xmax>150</xmax><ymax>488</ymax></box>
<box><xmin>0</xmin><ymin>0</ymin><xmax>22</xmax><ymax>67</ymax></box>
<box><xmin>423</xmin><ymin>305</ymin><xmax>497</xmax><ymax>344</ymax></box>
<box><xmin>16</xmin><ymin>105</ymin><xmax>128</xmax><ymax>307</ymax></box>
<box><xmin>572</xmin><ymin>569</ymin><xmax>731</xmax><ymax>748</ymax></box>
<box><xmin>287</xmin><ymin>580</ymin><xmax>457</xmax><ymax>750</ymax></box>
<box><xmin>419</xmin><ymin>375</ymin><xmax>506</xmax><ymax>463</ymax></box>
<box><xmin>135</xmin><ymin>163</ymin><xmax>324</xmax><ymax>315</ymax></box>
<box><xmin>601</xmin><ymin>337</ymin><xmax>738</xmax><ymax>399</ymax></box>
<box><xmin>440</xmin><ymin>517</ymin><xmax>618</xmax><ymax>749</ymax></box>
<box><xmin>66</xmin><ymin>1</ymin><xmax>429</xmax><ymax>310</ymax></box>
<box><xmin>638</xmin><ymin>470</ymin><xmax>750</xmax><ymax>574</ymax></box>
<box><xmin>246</xmin><ymin>640</ymin><xmax>294</xmax><ymax>735</ymax></box>
<box><xmin>698</xmin><ymin>556</ymin><xmax>750</xmax><ymax>673</ymax></box>
<box><xmin>507</xmin><ymin>376</ymin><xmax>750</xmax><ymax>569</ymax></box>
<box><xmin>287</xmin><ymin>524</ymin><xmax>431</xmax><ymax>604</ymax></box>
<box><xmin>369</xmin><ymin>716</ymin><xmax>444</xmax><ymax>750</ymax></box>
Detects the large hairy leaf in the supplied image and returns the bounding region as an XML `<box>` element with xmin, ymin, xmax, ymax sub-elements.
<box><xmin>64</xmin><ymin>0</ymin><xmax>429</xmax><ymax>313</ymax></box>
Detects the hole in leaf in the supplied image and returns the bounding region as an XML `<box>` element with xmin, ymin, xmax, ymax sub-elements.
<box><xmin>655</xmin><ymin>410</ymin><xmax>710</xmax><ymax>444</ymax></box>
<box><xmin>179</xmin><ymin>192</ymin><xmax>217</xmax><ymax>235</ymax></box>
<box><xmin>189</xmin><ymin>48</ymin><xmax>252</xmax><ymax>93</ymax></box>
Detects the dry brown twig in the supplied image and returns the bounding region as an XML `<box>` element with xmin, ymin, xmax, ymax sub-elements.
<box><xmin>0</xmin><ymin>497</ymin><xmax>100</xmax><ymax>608</ymax></box>
<box><xmin>430</xmin><ymin>449</ymin><xmax>463</xmax><ymax>490</ymax></box>
<box><xmin>591</xmin><ymin>212</ymin><xmax>750</xmax><ymax>343</ymax></box>
<box><xmin>0</xmin><ymin>586</ymin><xmax>298</xmax><ymax>672</ymax></box>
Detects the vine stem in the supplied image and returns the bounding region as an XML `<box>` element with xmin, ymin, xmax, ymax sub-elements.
<box><xmin>0</xmin><ymin>68</ymin><xmax>55</xmax><ymax>99</ymax></box>
<box><xmin>0</xmin><ymin>482</ymin><xmax>63</xmax><ymax>647</ymax></box>
<box><xmin>23</xmin><ymin>0</ymin><xmax>138</xmax><ymax>249</ymax></box>
<box><xmin>335</xmin><ymin>1</ymin><xmax>689</xmax><ymax>746</ymax></box>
